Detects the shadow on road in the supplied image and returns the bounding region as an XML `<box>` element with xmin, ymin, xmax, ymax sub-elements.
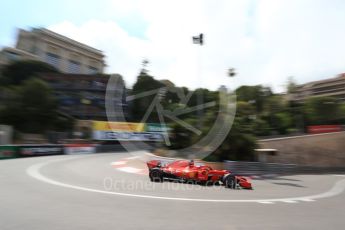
<box><xmin>272</xmin><ymin>182</ymin><xmax>306</xmax><ymax>188</ymax></box>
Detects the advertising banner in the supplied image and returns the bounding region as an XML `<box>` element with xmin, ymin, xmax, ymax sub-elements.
<box><xmin>307</xmin><ymin>125</ymin><xmax>343</xmax><ymax>134</ymax></box>
<box><xmin>145</xmin><ymin>123</ymin><xmax>168</xmax><ymax>132</ymax></box>
<box><xmin>64</xmin><ymin>144</ymin><xmax>96</xmax><ymax>154</ymax></box>
<box><xmin>93</xmin><ymin>131</ymin><xmax>164</xmax><ymax>141</ymax></box>
<box><xmin>92</xmin><ymin>121</ymin><xmax>165</xmax><ymax>142</ymax></box>
<box><xmin>0</xmin><ymin>145</ymin><xmax>18</xmax><ymax>159</ymax></box>
<box><xmin>93</xmin><ymin>121</ymin><xmax>144</xmax><ymax>132</ymax></box>
<box><xmin>19</xmin><ymin>145</ymin><xmax>63</xmax><ymax>157</ymax></box>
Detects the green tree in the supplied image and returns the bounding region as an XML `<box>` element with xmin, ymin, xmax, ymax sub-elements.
<box><xmin>273</xmin><ymin>112</ymin><xmax>293</xmax><ymax>134</ymax></box>
<box><xmin>205</xmin><ymin>118</ymin><xmax>257</xmax><ymax>162</ymax></box>
<box><xmin>131</xmin><ymin>72</ymin><xmax>164</xmax><ymax>122</ymax></box>
<box><xmin>263</xmin><ymin>95</ymin><xmax>286</xmax><ymax>115</ymax></box>
<box><xmin>236</xmin><ymin>101</ymin><xmax>256</xmax><ymax>117</ymax></box>
<box><xmin>236</xmin><ymin>85</ymin><xmax>272</xmax><ymax>112</ymax></box>
<box><xmin>304</xmin><ymin>96</ymin><xmax>340</xmax><ymax>125</ymax></box>
<box><xmin>286</xmin><ymin>76</ymin><xmax>298</xmax><ymax>93</ymax></box>
<box><xmin>0</xmin><ymin>60</ymin><xmax>58</xmax><ymax>85</ymax></box>
<box><xmin>0</xmin><ymin>79</ymin><xmax>58</xmax><ymax>133</ymax></box>
<box><xmin>339</xmin><ymin>104</ymin><xmax>345</xmax><ymax>123</ymax></box>
<box><xmin>129</xmin><ymin>70</ymin><xmax>258</xmax><ymax>161</ymax></box>
<box><xmin>169</xmin><ymin>118</ymin><xmax>197</xmax><ymax>149</ymax></box>
<box><xmin>252</xmin><ymin>118</ymin><xmax>270</xmax><ymax>136</ymax></box>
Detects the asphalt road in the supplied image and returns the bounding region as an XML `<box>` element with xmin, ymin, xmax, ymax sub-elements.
<box><xmin>1</xmin><ymin>152</ymin><xmax>345</xmax><ymax>230</ymax></box>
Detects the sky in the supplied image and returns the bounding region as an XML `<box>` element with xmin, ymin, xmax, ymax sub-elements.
<box><xmin>1</xmin><ymin>0</ymin><xmax>345</xmax><ymax>92</ymax></box>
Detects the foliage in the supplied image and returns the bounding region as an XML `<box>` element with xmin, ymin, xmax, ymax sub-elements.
<box><xmin>236</xmin><ymin>101</ymin><xmax>256</xmax><ymax>117</ymax></box>
<box><xmin>0</xmin><ymin>60</ymin><xmax>58</xmax><ymax>85</ymax></box>
<box><xmin>273</xmin><ymin>112</ymin><xmax>293</xmax><ymax>134</ymax></box>
<box><xmin>339</xmin><ymin>104</ymin><xmax>345</xmax><ymax>123</ymax></box>
<box><xmin>125</xmin><ymin>67</ymin><xmax>345</xmax><ymax>162</ymax></box>
<box><xmin>129</xmin><ymin>70</ymin><xmax>264</xmax><ymax>161</ymax></box>
<box><xmin>205</xmin><ymin>118</ymin><xmax>257</xmax><ymax>161</ymax></box>
<box><xmin>131</xmin><ymin>72</ymin><xmax>165</xmax><ymax>122</ymax></box>
<box><xmin>0</xmin><ymin>61</ymin><xmax>75</xmax><ymax>134</ymax></box>
<box><xmin>286</xmin><ymin>76</ymin><xmax>298</xmax><ymax>93</ymax></box>
<box><xmin>263</xmin><ymin>95</ymin><xmax>286</xmax><ymax>115</ymax></box>
<box><xmin>0</xmin><ymin>79</ymin><xmax>58</xmax><ymax>133</ymax></box>
<box><xmin>235</xmin><ymin>85</ymin><xmax>272</xmax><ymax>112</ymax></box>
<box><xmin>252</xmin><ymin>118</ymin><xmax>270</xmax><ymax>136</ymax></box>
<box><xmin>304</xmin><ymin>96</ymin><xmax>340</xmax><ymax>125</ymax></box>
<box><xmin>169</xmin><ymin>119</ymin><xmax>197</xmax><ymax>149</ymax></box>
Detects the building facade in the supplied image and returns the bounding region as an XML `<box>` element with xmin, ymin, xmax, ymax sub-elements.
<box><xmin>39</xmin><ymin>73</ymin><xmax>128</xmax><ymax>121</ymax></box>
<box><xmin>0</xmin><ymin>47</ymin><xmax>39</xmax><ymax>68</ymax></box>
<box><xmin>291</xmin><ymin>73</ymin><xmax>345</xmax><ymax>102</ymax></box>
<box><xmin>0</xmin><ymin>28</ymin><xmax>105</xmax><ymax>74</ymax></box>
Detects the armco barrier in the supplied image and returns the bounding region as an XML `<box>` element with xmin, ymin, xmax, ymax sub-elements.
<box><xmin>224</xmin><ymin>161</ymin><xmax>297</xmax><ymax>176</ymax></box>
<box><xmin>224</xmin><ymin>161</ymin><xmax>345</xmax><ymax>176</ymax></box>
<box><xmin>95</xmin><ymin>144</ymin><xmax>126</xmax><ymax>153</ymax></box>
<box><xmin>0</xmin><ymin>145</ymin><xmax>19</xmax><ymax>159</ymax></box>
<box><xmin>19</xmin><ymin>144</ymin><xmax>64</xmax><ymax>157</ymax></box>
<box><xmin>1</xmin><ymin>143</ymin><xmax>130</xmax><ymax>158</ymax></box>
<box><xmin>95</xmin><ymin>143</ymin><xmax>155</xmax><ymax>153</ymax></box>
<box><xmin>64</xmin><ymin>144</ymin><xmax>96</xmax><ymax>154</ymax></box>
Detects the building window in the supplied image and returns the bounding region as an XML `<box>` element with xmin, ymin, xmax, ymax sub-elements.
<box><xmin>31</xmin><ymin>45</ymin><xmax>38</xmax><ymax>55</ymax></box>
<box><xmin>88</xmin><ymin>66</ymin><xmax>98</xmax><ymax>74</ymax></box>
<box><xmin>68</xmin><ymin>60</ymin><xmax>81</xmax><ymax>74</ymax></box>
<box><xmin>6</xmin><ymin>51</ymin><xmax>20</xmax><ymax>61</ymax></box>
<box><xmin>45</xmin><ymin>52</ymin><xmax>60</xmax><ymax>69</ymax></box>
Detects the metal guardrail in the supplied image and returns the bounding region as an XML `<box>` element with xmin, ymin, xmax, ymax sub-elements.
<box><xmin>224</xmin><ymin>161</ymin><xmax>345</xmax><ymax>176</ymax></box>
<box><xmin>95</xmin><ymin>144</ymin><xmax>127</xmax><ymax>153</ymax></box>
<box><xmin>224</xmin><ymin>161</ymin><xmax>297</xmax><ymax>176</ymax></box>
<box><xmin>0</xmin><ymin>143</ymin><xmax>128</xmax><ymax>159</ymax></box>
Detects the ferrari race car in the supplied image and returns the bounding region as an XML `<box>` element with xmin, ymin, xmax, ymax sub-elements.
<box><xmin>147</xmin><ymin>159</ymin><xmax>252</xmax><ymax>189</ymax></box>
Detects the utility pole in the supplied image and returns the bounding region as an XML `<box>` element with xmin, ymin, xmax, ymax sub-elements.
<box><xmin>228</xmin><ymin>68</ymin><xmax>236</xmax><ymax>77</ymax></box>
<box><xmin>193</xmin><ymin>33</ymin><xmax>204</xmax><ymax>130</ymax></box>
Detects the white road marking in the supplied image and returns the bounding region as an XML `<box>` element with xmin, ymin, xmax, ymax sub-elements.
<box><xmin>117</xmin><ymin>167</ymin><xmax>142</xmax><ymax>174</ymax></box>
<box><xmin>282</xmin><ymin>200</ymin><xmax>298</xmax><ymax>203</ymax></box>
<box><xmin>300</xmin><ymin>199</ymin><xmax>315</xmax><ymax>202</ymax></box>
<box><xmin>333</xmin><ymin>175</ymin><xmax>345</xmax><ymax>177</ymax></box>
<box><xmin>26</xmin><ymin>157</ymin><xmax>345</xmax><ymax>203</ymax></box>
<box><xmin>110</xmin><ymin>161</ymin><xmax>127</xmax><ymax>166</ymax></box>
<box><xmin>110</xmin><ymin>157</ymin><xmax>147</xmax><ymax>175</ymax></box>
<box><xmin>126</xmin><ymin>156</ymin><xmax>140</xmax><ymax>160</ymax></box>
<box><xmin>257</xmin><ymin>201</ymin><xmax>274</xmax><ymax>204</ymax></box>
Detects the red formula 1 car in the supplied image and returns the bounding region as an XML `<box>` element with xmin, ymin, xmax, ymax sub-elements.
<box><xmin>147</xmin><ymin>159</ymin><xmax>252</xmax><ymax>189</ymax></box>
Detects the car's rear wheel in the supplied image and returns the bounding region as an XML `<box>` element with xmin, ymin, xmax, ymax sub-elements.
<box><xmin>199</xmin><ymin>180</ymin><xmax>216</xmax><ymax>186</ymax></box>
<box><xmin>224</xmin><ymin>175</ymin><xmax>237</xmax><ymax>189</ymax></box>
<box><xmin>149</xmin><ymin>168</ymin><xmax>163</xmax><ymax>182</ymax></box>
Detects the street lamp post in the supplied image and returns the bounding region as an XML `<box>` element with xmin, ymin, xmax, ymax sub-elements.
<box><xmin>228</xmin><ymin>68</ymin><xmax>236</xmax><ymax>78</ymax></box>
<box><xmin>193</xmin><ymin>33</ymin><xmax>204</xmax><ymax>130</ymax></box>
<box><xmin>227</xmin><ymin>68</ymin><xmax>237</xmax><ymax>94</ymax></box>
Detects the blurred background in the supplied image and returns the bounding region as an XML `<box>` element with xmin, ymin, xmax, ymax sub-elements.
<box><xmin>1</xmin><ymin>2</ymin><xmax>345</xmax><ymax>230</ymax></box>
<box><xmin>0</xmin><ymin>0</ymin><xmax>345</xmax><ymax>167</ymax></box>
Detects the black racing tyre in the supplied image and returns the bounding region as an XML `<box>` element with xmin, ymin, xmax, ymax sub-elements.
<box><xmin>224</xmin><ymin>175</ymin><xmax>237</xmax><ymax>189</ymax></box>
<box><xmin>198</xmin><ymin>180</ymin><xmax>208</xmax><ymax>186</ymax></box>
<box><xmin>199</xmin><ymin>180</ymin><xmax>216</xmax><ymax>186</ymax></box>
<box><xmin>149</xmin><ymin>168</ymin><xmax>163</xmax><ymax>182</ymax></box>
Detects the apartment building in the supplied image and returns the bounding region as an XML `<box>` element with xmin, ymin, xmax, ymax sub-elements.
<box><xmin>39</xmin><ymin>73</ymin><xmax>128</xmax><ymax>121</ymax></box>
<box><xmin>0</xmin><ymin>28</ymin><xmax>105</xmax><ymax>74</ymax></box>
<box><xmin>291</xmin><ymin>73</ymin><xmax>345</xmax><ymax>102</ymax></box>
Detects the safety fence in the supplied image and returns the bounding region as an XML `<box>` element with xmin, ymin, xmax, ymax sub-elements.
<box><xmin>2</xmin><ymin>145</ymin><xmax>345</xmax><ymax>175</ymax></box>
<box><xmin>224</xmin><ymin>161</ymin><xmax>345</xmax><ymax>176</ymax></box>
<box><xmin>0</xmin><ymin>143</ymin><xmax>128</xmax><ymax>159</ymax></box>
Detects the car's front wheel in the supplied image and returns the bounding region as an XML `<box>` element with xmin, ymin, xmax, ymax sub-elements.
<box><xmin>224</xmin><ymin>175</ymin><xmax>237</xmax><ymax>189</ymax></box>
<box><xmin>149</xmin><ymin>168</ymin><xmax>163</xmax><ymax>182</ymax></box>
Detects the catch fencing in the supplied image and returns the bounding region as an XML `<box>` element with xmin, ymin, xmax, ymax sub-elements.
<box><xmin>224</xmin><ymin>161</ymin><xmax>345</xmax><ymax>176</ymax></box>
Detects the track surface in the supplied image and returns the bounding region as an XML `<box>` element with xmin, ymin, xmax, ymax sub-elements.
<box><xmin>1</xmin><ymin>152</ymin><xmax>345</xmax><ymax>230</ymax></box>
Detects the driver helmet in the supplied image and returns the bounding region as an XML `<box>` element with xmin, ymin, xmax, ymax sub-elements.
<box><xmin>189</xmin><ymin>159</ymin><xmax>194</xmax><ymax>166</ymax></box>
